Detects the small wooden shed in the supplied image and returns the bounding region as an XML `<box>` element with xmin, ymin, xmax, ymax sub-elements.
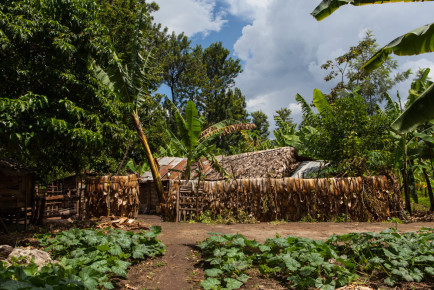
<box><xmin>0</xmin><ymin>159</ymin><xmax>35</xmax><ymax>231</ymax></box>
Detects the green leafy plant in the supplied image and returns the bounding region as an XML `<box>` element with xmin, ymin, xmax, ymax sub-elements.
<box><xmin>36</xmin><ymin>226</ymin><xmax>165</xmax><ymax>289</ymax></box>
<box><xmin>0</xmin><ymin>261</ymin><xmax>84</xmax><ymax>290</ymax></box>
<box><xmin>198</xmin><ymin>227</ymin><xmax>434</xmax><ymax>289</ymax></box>
<box><xmin>170</xmin><ymin>99</ymin><xmax>255</xmax><ymax>179</ymax></box>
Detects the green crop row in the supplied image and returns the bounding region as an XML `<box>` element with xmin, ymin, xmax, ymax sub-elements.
<box><xmin>198</xmin><ymin>227</ymin><xmax>434</xmax><ymax>289</ymax></box>
<box><xmin>0</xmin><ymin>226</ymin><xmax>165</xmax><ymax>289</ymax></box>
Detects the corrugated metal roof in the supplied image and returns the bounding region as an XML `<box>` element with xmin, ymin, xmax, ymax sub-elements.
<box><xmin>140</xmin><ymin>157</ymin><xmax>186</xmax><ymax>182</ymax></box>
<box><xmin>291</xmin><ymin>161</ymin><xmax>327</xmax><ymax>178</ymax></box>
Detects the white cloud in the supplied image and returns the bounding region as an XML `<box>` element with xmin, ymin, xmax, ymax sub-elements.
<box><xmin>153</xmin><ymin>0</ymin><xmax>227</xmax><ymax>37</ymax></box>
<box><xmin>230</xmin><ymin>1</ymin><xmax>434</xmax><ymax>127</ymax></box>
<box><xmin>152</xmin><ymin>0</ymin><xmax>434</xmax><ymax>130</ymax></box>
<box><xmin>222</xmin><ymin>0</ymin><xmax>271</xmax><ymax>20</ymax></box>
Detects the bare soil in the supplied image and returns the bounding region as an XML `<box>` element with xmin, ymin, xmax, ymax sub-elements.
<box><xmin>116</xmin><ymin>215</ymin><xmax>434</xmax><ymax>290</ymax></box>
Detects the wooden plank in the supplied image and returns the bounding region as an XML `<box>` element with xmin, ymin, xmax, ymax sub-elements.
<box><xmin>0</xmin><ymin>188</ymin><xmax>21</xmax><ymax>197</ymax></box>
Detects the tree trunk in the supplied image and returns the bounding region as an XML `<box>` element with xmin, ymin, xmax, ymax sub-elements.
<box><xmin>402</xmin><ymin>134</ymin><xmax>411</xmax><ymax>215</ymax></box>
<box><xmin>131</xmin><ymin>112</ymin><xmax>165</xmax><ymax>204</ymax></box>
<box><xmin>422</xmin><ymin>167</ymin><xmax>434</xmax><ymax>212</ymax></box>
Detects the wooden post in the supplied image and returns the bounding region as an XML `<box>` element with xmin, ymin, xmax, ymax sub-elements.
<box><xmin>176</xmin><ymin>184</ymin><xmax>180</xmax><ymax>222</ymax></box>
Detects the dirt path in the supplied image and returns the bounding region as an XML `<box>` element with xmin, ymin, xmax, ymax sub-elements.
<box><xmin>117</xmin><ymin>216</ymin><xmax>434</xmax><ymax>290</ymax></box>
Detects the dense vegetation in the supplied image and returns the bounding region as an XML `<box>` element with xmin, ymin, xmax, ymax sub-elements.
<box><xmin>0</xmin><ymin>0</ymin><xmax>433</xmax><ymax>212</ymax></box>
<box><xmin>198</xmin><ymin>228</ymin><xmax>434</xmax><ymax>289</ymax></box>
<box><xmin>0</xmin><ymin>226</ymin><xmax>165</xmax><ymax>289</ymax></box>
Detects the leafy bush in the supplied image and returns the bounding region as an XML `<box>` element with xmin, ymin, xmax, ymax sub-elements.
<box><xmin>36</xmin><ymin>226</ymin><xmax>165</xmax><ymax>289</ymax></box>
<box><xmin>0</xmin><ymin>260</ymin><xmax>84</xmax><ymax>289</ymax></box>
<box><xmin>328</xmin><ymin>228</ymin><xmax>434</xmax><ymax>287</ymax></box>
<box><xmin>198</xmin><ymin>227</ymin><xmax>434</xmax><ymax>289</ymax></box>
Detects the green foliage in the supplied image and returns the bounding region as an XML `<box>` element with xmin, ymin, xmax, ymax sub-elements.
<box><xmin>0</xmin><ymin>261</ymin><xmax>84</xmax><ymax>289</ymax></box>
<box><xmin>321</xmin><ymin>31</ymin><xmax>410</xmax><ymax>111</ymax></box>
<box><xmin>36</xmin><ymin>226</ymin><xmax>165</xmax><ymax>289</ymax></box>
<box><xmin>301</xmin><ymin>91</ymin><xmax>395</xmax><ymax>175</ymax></box>
<box><xmin>312</xmin><ymin>0</ymin><xmax>434</xmax><ymax>125</ymax></box>
<box><xmin>125</xmin><ymin>158</ymin><xmax>150</xmax><ymax>175</ymax></box>
<box><xmin>273</xmin><ymin>116</ymin><xmax>301</xmax><ymax>148</ymax></box>
<box><xmin>274</xmin><ymin>107</ymin><xmax>294</xmax><ymax>129</ymax></box>
<box><xmin>0</xmin><ymin>0</ymin><xmax>137</xmax><ymax>181</ymax></box>
<box><xmin>171</xmin><ymin>99</ymin><xmax>253</xmax><ymax>179</ymax></box>
<box><xmin>195</xmin><ymin>210</ymin><xmax>259</xmax><ymax>225</ymax></box>
<box><xmin>198</xmin><ymin>227</ymin><xmax>434</xmax><ymax>289</ymax></box>
<box><xmin>391</xmin><ymin>83</ymin><xmax>434</xmax><ymax>133</ymax></box>
<box><xmin>250</xmin><ymin>111</ymin><xmax>270</xmax><ymax>140</ymax></box>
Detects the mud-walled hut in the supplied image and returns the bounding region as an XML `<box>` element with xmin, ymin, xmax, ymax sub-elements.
<box><xmin>140</xmin><ymin>147</ymin><xmax>403</xmax><ymax>222</ymax></box>
<box><xmin>0</xmin><ymin>159</ymin><xmax>35</xmax><ymax>230</ymax></box>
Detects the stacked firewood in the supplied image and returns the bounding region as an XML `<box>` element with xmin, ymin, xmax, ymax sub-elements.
<box><xmin>85</xmin><ymin>174</ymin><xmax>139</xmax><ymax>219</ymax></box>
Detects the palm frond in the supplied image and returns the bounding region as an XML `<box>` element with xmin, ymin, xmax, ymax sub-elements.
<box><xmin>199</xmin><ymin>121</ymin><xmax>256</xmax><ymax>143</ymax></box>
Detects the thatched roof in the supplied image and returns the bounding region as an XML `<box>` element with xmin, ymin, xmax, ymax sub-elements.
<box><xmin>206</xmin><ymin>147</ymin><xmax>300</xmax><ymax>180</ymax></box>
<box><xmin>140</xmin><ymin>147</ymin><xmax>307</xmax><ymax>182</ymax></box>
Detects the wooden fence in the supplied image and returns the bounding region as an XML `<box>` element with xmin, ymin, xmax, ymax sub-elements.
<box><xmin>163</xmin><ymin>175</ymin><xmax>403</xmax><ymax>222</ymax></box>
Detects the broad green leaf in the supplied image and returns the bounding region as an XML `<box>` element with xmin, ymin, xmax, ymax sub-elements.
<box><xmin>237</xmin><ymin>273</ymin><xmax>249</xmax><ymax>283</ymax></box>
<box><xmin>313</xmin><ymin>89</ymin><xmax>331</xmax><ymax>114</ymax></box>
<box><xmin>281</xmin><ymin>255</ymin><xmax>301</xmax><ymax>271</ymax></box>
<box><xmin>185</xmin><ymin>100</ymin><xmax>201</xmax><ymax>151</ymax></box>
<box><xmin>384</xmin><ymin>277</ymin><xmax>396</xmax><ymax>286</ymax></box>
<box><xmin>390</xmin><ymin>82</ymin><xmax>434</xmax><ymax>133</ymax></box>
<box><xmin>425</xmin><ymin>267</ymin><xmax>434</xmax><ymax>275</ymax></box>
<box><xmin>201</xmin><ymin>277</ymin><xmax>220</xmax><ymax>290</ymax></box>
<box><xmin>299</xmin><ymin>265</ymin><xmax>315</xmax><ymax>276</ymax></box>
<box><xmin>223</xmin><ymin>277</ymin><xmax>243</xmax><ymax>289</ymax></box>
<box><xmin>79</xmin><ymin>267</ymin><xmax>99</xmax><ymax>290</ymax></box>
<box><xmin>410</xmin><ymin>268</ymin><xmax>424</xmax><ymax>282</ymax></box>
<box><xmin>311</xmin><ymin>1</ymin><xmax>432</xmax><ymax>21</ymax></box>
<box><xmin>204</xmin><ymin>268</ymin><xmax>223</xmax><ymax>277</ymax></box>
<box><xmin>150</xmin><ymin>225</ymin><xmax>162</xmax><ymax>236</ymax></box>
<box><xmin>363</xmin><ymin>23</ymin><xmax>434</xmax><ymax>72</ymax></box>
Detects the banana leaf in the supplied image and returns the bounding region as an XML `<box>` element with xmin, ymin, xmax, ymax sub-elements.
<box><xmin>362</xmin><ymin>23</ymin><xmax>434</xmax><ymax>72</ymax></box>
<box><xmin>184</xmin><ymin>100</ymin><xmax>202</xmax><ymax>151</ymax></box>
<box><xmin>313</xmin><ymin>89</ymin><xmax>331</xmax><ymax>114</ymax></box>
<box><xmin>391</xmin><ymin>82</ymin><xmax>434</xmax><ymax>133</ymax></box>
<box><xmin>295</xmin><ymin>93</ymin><xmax>314</xmax><ymax>118</ymax></box>
<box><xmin>311</xmin><ymin>0</ymin><xmax>432</xmax><ymax>21</ymax></box>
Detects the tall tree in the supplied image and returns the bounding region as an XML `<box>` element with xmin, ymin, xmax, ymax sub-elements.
<box><xmin>274</xmin><ymin>107</ymin><xmax>294</xmax><ymax>129</ymax></box>
<box><xmin>251</xmin><ymin>111</ymin><xmax>270</xmax><ymax>140</ymax></box>
<box><xmin>161</xmin><ymin>34</ymin><xmax>207</xmax><ymax>106</ymax></box>
<box><xmin>95</xmin><ymin>0</ymin><xmax>163</xmax><ymax>63</ymax></box>
<box><xmin>321</xmin><ymin>31</ymin><xmax>410</xmax><ymax>112</ymax></box>
<box><xmin>0</xmin><ymin>0</ymin><xmax>131</xmax><ymax>181</ymax></box>
<box><xmin>201</xmin><ymin>42</ymin><xmax>243</xmax><ymax>125</ymax></box>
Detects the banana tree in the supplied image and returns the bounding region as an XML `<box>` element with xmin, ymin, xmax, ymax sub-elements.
<box><xmin>172</xmin><ymin>99</ymin><xmax>255</xmax><ymax>179</ymax></box>
<box><xmin>312</xmin><ymin>0</ymin><xmax>434</xmax><ymax>129</ymax></box>
<box><xmin>91</xmin><ymin>7</ymin><xmax>165</xmax><ymax>203</ymax></box>
<box><xmin>383</xmin><ymin>70</ymin><xmax>434</xmax><ymax>212</ymax></box>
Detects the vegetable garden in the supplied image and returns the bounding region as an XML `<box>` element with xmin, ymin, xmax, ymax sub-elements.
<box><xmin>1</xmin><ymin>219</ymin><xmax>433</xmax><ymax>289</ymax></box>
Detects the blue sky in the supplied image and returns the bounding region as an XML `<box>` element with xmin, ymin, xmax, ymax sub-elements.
<box><xmin>152</xmin><ymin>0</ymin><xmax>434</xmax><ymax>129</ymax></box>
